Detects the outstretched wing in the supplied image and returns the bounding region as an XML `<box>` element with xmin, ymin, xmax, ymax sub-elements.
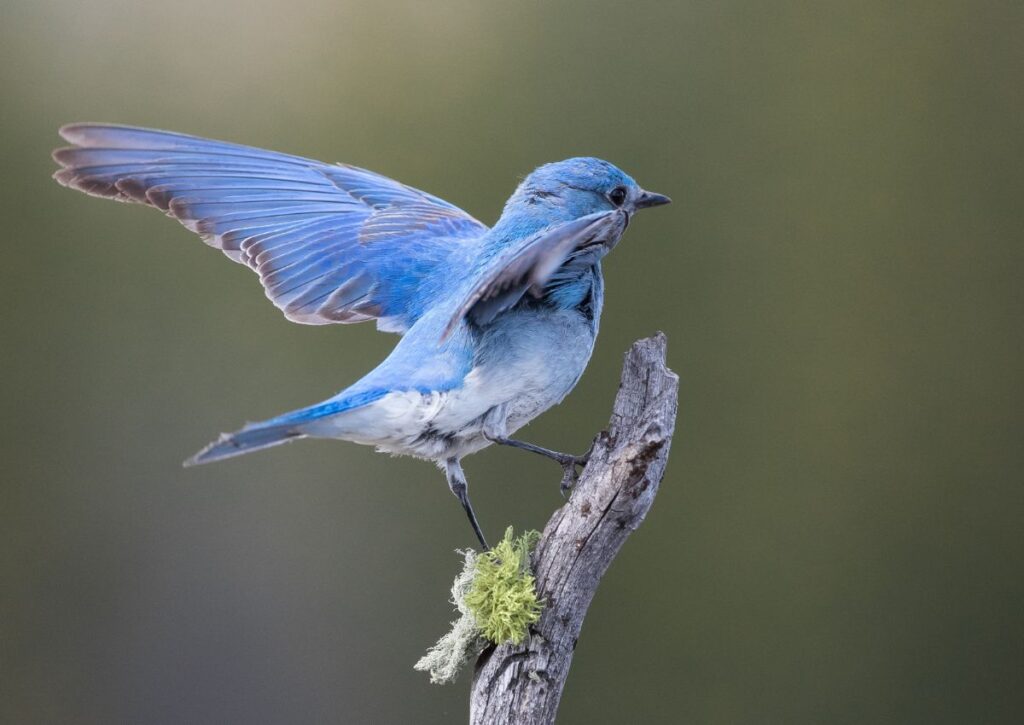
<box><xmin>52</xmin><ymin>124</ymin><xmax>487</xmax><ymax>332</ymax></box>
<box><xmin>441</xmin><ymin>209</ymin><xmax>626</xmax><ymax>340</ymax></box>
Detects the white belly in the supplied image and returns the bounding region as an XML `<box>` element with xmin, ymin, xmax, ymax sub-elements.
<box><xmin>310</xmin><ymin>307</ymin><xmax>597</xmax><ymax>461</ymax></box>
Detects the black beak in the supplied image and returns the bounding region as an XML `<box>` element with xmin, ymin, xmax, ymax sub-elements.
<box><xmin>635</xmin><ymin>189</ymin><xmax>672</xmax><ymax>209</ymax></box>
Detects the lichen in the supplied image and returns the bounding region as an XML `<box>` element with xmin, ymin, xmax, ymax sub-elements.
<box><xmin>414</xmin><ymin>549</ymin><xmax>486</xmax><ymax>685</ymax></box>
<box><xmin>464</xmin><ymin>527</ymin><xmax>543</xmax><ymax>645</ymax></box>
<box><xmin>415</xmin><ymin>528</ymin><xmax>543</xmax><ymax>684</ymax></box>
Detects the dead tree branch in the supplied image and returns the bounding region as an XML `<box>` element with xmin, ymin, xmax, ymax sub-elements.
<box><xmin>470</xmin><ymin>333</ymin><xmax>679</xmax><ymax>724</ymax></box>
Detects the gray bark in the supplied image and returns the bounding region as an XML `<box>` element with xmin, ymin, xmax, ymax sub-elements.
<box><xmin>469</xmin><ymin>333</ymin><xmax>679</xmax><ymax>724</ymax></box>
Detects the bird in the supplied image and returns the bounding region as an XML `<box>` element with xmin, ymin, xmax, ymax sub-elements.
<box><xmin>52</xmin><ymin>123</ymin><xmax>670</xmax><ymax>549</ymax></box>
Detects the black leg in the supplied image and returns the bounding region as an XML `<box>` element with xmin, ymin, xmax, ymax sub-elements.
<box><xmin>485</xmin><ymin>435</ymin><xmax>591</xmax><ymax>495</ymax></box>
<box><xmin>445</xmin><ymin>458</ymin><xmax>489</xmax><ymax>550</ymax></box>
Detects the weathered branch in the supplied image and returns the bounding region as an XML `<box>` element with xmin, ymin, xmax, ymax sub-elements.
<box><xmin>469</xmin><ymin>333</ymin><xmax>679</xmax><ymax>724</ymax></box>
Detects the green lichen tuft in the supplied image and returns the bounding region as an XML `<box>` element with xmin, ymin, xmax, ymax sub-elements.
<box><xmin>464</xmin><ymin>527</ymin><xmax>543</xmax><ymax>645</ymax></box>
<box><xmin>416</xmin><ymin>528</ymin><xmax>544</xmax><ymax>684</ymax></box>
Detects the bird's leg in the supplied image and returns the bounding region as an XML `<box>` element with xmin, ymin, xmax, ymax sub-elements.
<box><xmin>445</xmin><ymin>458</ymin><xmax>489</xmax><ymax>550</ymax></box>
<box><xmin>485</xmin><ymin>435</ymin><xmax>592</xmax><ymax>496</ymax></box>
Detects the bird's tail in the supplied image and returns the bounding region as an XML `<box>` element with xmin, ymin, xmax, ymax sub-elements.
<box><xmin>182</xmin><ymin>388</ymin><xmax>388</xmax><ymax>467</ymax></box>
<box><xmin>183</xmin><ymin>420</ymin><xmax>304</xmax><ymax>467</ymax></box>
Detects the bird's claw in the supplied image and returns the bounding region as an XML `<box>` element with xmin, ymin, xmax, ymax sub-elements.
<box><xmin>557</xmin><ymin>453</ymin><xmax>589</xmax><ymax>498</ymax></box>
<box><xmin>483</xmin><ymin>433</ymin><xmax>592</xmax><ymax>497</ymax></box>
<box><xmin>559</xmin><ymin>464</ymin><xmax>577</xmax><ymax>497</ymax></box>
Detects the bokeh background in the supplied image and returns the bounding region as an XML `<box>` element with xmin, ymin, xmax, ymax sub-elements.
<box><xmin>2</xmin><ymin>1</ymin><xmax>1022</xmax><ymax>722</ymax></box>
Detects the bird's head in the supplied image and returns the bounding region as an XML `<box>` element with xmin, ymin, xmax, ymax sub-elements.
<box><xmin>502</xmin><ymin>157</ymin><xmax>670</xmax><ymax>226</ymax></box>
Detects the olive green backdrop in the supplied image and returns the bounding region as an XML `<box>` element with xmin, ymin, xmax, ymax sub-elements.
<box><xmin>2</xmin><ymin>1</ymin><xmax>1021</xmax><ymax>723</ymax></box>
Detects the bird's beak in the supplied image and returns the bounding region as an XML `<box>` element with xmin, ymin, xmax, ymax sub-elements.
<box><xmin>634</xmin><ymin>189</ymin><xmax>672</xmax><ymax>209</ymax></box>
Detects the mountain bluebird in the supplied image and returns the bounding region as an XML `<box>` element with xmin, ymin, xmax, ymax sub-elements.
<box><xmin>53</xmin><ymin>124</ymin><xmax>670</xmax><ymax>548</ymax></box>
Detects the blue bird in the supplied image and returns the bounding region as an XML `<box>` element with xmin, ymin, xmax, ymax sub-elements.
<box><xmin>52</xmin><ymin>124</ymin><xmax>670</xmax><ymax>549</ymax></box>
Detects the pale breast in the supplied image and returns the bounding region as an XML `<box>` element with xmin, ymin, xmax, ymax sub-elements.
<box><xmin>434</xmin><ymin>306</ymin><xmax>597</xmax><ymax>440</ymax></box>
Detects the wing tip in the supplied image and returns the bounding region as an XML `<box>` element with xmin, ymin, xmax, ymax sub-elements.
<box><xmin>57</xmin><ymin>122</ymin><xmax>120</xmax><ymax>146</ymax></box>
<box><xmin>51</xmin><ymin>145</ymin><xmax>77</xmax><ymax>167</ymax></box>
<box><xmin>57</xmin><ymin>123</ymin><xmax>86</xmax><ymax>145</ymax></box>
<box><xmin>51</xmin><ymin>167</ymin><xmax>72</xmax><ymax>186</ymax></box>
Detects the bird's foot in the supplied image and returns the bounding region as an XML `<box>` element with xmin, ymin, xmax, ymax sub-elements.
<box><xmin>485</xmin><ymin>434</ymin><xmax>592</xmax><ymax>497</ymax></box>
<box><xmin>556</xmin><ymin>453</ymin><xmax>589</xmax><ymax>497</ymax></box>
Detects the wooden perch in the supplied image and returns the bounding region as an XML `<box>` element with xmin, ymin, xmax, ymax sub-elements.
<box><xmin>469</xmin><ymin>333</ymin><xmax>679</xmax><ymax>724</ymax></box>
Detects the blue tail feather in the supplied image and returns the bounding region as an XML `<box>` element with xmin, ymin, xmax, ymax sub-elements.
<box><xmin>183</xmin><ymin>422</ymin><xmax>303</xmax><ymax>466</ymax></box>
<box><xmin>183</xmin><ymin>388</ymin><xmax>388</xmax><ymax>466</ymax></box>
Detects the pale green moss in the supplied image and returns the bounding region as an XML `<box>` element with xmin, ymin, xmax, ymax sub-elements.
<box><xmin>464</xmin><ymin>527</ymin><xmax>543</xmax><ymax>646</ymax></box>
<box><xmin>415</xmin><ymin>528</ymin><xmax>544</xmax><ymax>684</ymax></box>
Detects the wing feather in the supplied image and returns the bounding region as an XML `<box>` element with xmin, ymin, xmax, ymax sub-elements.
<box><xmin>441</xmin><ymin>210</ymin><xmax>626</xmax><ymax>340</ymax></box>
<box><xmin>53</xmin><ymin>123</ymin><xmax>487</xmax><ymax>332</ymax></box>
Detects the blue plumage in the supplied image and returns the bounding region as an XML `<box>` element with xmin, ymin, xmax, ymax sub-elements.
<box><xmin>53</xmin><ymin>124</ymin><xmax>670</xmax><ymax>548</ymax></box>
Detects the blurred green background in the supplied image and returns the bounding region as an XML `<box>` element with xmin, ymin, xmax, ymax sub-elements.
<box><xmin>2</xmin><ymin>1</ymin><xmax>1022</xmax><ymax>722</ymax></box>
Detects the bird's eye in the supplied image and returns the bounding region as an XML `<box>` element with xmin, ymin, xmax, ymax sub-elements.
<box><xmin>608</xmin><ymin>186</ymin><xmax>628</xmax><ymax>207</ymax></box>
